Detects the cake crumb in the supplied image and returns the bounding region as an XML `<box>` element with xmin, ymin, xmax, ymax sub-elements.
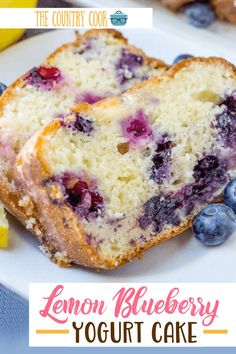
<box><xmin>25</xmin><ymin>217</ymin><xmax>36</xmax><ymax>230</ymax></box>
<box><xmin>18</xmin><ymin>195</ymin><xmax>30</xmax><ymax>207</ymax></box>
<box><xmin>54</xmin><ymin>251</ymin><xmax>68</xmax><ymax>261</ymax></box>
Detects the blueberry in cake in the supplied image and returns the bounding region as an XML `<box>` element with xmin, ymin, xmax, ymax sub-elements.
<box><xmin>0</xmin><ymin>29</ymin><xmax>167</xmax><ymax>233</ymax></box>
<box><xmin>14</xmin><ymin>57</ymin><xmax>236</xmax><ymax>268</ymax></box>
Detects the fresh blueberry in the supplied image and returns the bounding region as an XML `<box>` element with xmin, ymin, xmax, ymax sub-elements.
<box><xmin>225</xmin><ymin>178</ymin><xmax>236</xmax><ymax>213</ymax></box>
<box><xmin>185</xmin><ymin>3</ymin><xmax>215</xmax><ymax>28</ymax></box>
<box><xmin>0</xmin><ymin>82</ymin><xmax>7</xmax><ymax>96</ymax></box>
<box><xmin>193</xmin><ymin>204</ymin><xmax>236</xmax><ymax>246</ymax></box>
<box><xmin>173</xmin><ymin>54</ymin><xmax>193</xmax><ymax>64</ymax></box>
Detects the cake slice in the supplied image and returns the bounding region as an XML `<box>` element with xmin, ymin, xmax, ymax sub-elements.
<box><xmin>15</xmin><ymin>57</ymin><xmax>236</xmax><ymax>269</ymax></box>
<box><xmin>0</xmin><ymin>29</ymin><xmax>167</xmax><ymax>233</ymax></box>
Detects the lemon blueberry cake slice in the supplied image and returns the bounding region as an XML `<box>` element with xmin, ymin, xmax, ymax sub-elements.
<box><xmin>15</xmin><ymin>57</ymin><xmax>236</xmax><ymax>269</ymax></box>
<box><xmin>0</xmin><ymin>29</ymin><xmax>167</xmax><ymax>231</ymax></box>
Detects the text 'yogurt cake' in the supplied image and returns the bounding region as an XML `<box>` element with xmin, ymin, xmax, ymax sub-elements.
<box><xmin>15</xmin><ymin>57</ymin><xmax>236</xmax><ymax>269</ymax></box>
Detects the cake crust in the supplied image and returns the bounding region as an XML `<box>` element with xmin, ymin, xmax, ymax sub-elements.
<box><xmin>212</xmin><ymin>0</ymin><xmax>236</xmax><ymax>24</ymax></box>
<box><xmin>161</xmin><ymin>0</ymin><xmax>193</xmax><ymax>11</ymax></box>
<box><xmin>162</xmin><ymin>0</ymin><xmax>236</xmax><ymax>24</ymax></box>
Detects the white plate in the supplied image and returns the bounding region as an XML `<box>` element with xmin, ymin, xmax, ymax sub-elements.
<box><xmin>0</xmin><ymin>28</ymin><xmax>236</xmax><ymax>299</ymax></box>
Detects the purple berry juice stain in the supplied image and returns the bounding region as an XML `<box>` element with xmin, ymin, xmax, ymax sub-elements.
<box><xmin>121</xmin><ymin>110</ymin><xmax>152</xmax><ymax>145</ymax></box>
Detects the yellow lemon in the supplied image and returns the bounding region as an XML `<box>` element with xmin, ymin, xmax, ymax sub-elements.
<box><xmin>0</xmin><ymin>203</ymin><xmax>9</xmax><ymax>248</ymax></box>
<box><xmin>0</xmin><ymin>0</ymin><xmax>38</xmax><ymax>51</ymax></box>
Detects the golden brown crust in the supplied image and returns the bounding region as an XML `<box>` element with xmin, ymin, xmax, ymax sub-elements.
<box><xmin>161</xmin><ymin>0</ymin><xmax>193</xmax><ymax>11</ymax></box>
<box><xmin>14</xmin><ymin>56</ymin><xmax>236</xmax><ymax>269</ymax></box>
<box><xmin>162</xmin><ymin>0</ymin><xmax>236</xmax><ymax>24</ymax></box>
<box><xmin>128</xmin><ymin>56</ymin><xmax>236</xmax><ymax>95</ymax></box>
<box><xmin>0</xmin><ymin>29</ymin><xmax>168</xmax><ymax>247</ymax></box>
<box><xmin>211</xmin><ymin>0</ymin><xmax>236</xmax><ymax>24</ymax></box>
<box><xmin>0</xmin><ymin>78</ymin><xmax>25</xmax><ymax>116</ymax></box>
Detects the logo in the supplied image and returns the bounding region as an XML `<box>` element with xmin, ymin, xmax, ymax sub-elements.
<box><xmin>110</xmin><ymin>10</ymin><xmax>128</xmax><ymax>26</ymax></box>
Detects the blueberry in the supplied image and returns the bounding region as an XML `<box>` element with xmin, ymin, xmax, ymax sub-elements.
<box><xmin>25</xmin><ymin>66</ymin><xmax>63</xmax><ymax>90</ymax></box>
<box><xmin>66</xmin><ymin>178</ymin><xmax>104</xmax><ymax>218</ymax></box>
<box><xmin>73</xmin><ymin>114</ymin><xmax>93</xmax><ymax>134</ymax></box>
<box><xmin>185</xmin><ymin>3</ymin><xmax>215</xmax><ymax>28</ymax></box>
<box><xmin>224</xmin><ymin>178</ymin><xmax>236</xmax><ymax>213</ymax></box>
<box><xmin>173</xmin><ymin>54</ymin><xmax>193</xmax><ymax>65</ymax></box>
<box><xmin>193</xmin><ymin>155</ymin><xmax>221</xmax><ymax>182</ymax></box>
<box><xmin>151</xmin><ymin>135</ymin><xmax>172</xmax><ymax>184</ymax></box>
<box><xmin>193</xmin><ymin>204</ymin><xmax>236</xmax><ymax>246</ymax></box>
<box><xmin>116</xmin><ymin>49</ymin><xmax>143</xmax><ymax>85</ymax></box>
<box><xmin>0</xmin><ymin>82</ymin><xmax>7</xmax><ymax>96</ymax></box>
<box><xmin>139</xmin><ymin>154</ymin><xmax>229</xmax><ymax>233</ymax></box>
<box><xmin>215</xmin><ymin>93</ymin><xmax>236</xmax><ymax>148</ymax></box>
<box><xmin>139</xmin><ymin>193</ymin><xmax>181</xmax><ymax>232</ymax></box>
<box><xmin>62</xmin><ymin>113</ymin><xmax>93</xmax><ymax>135</ymax></box>
<box><xmin>45</xmin><ymin>172</ymin><xmax>104</xmax><ymax>219</ymax></box>
<box><xmin>77</xmin><ymin>92</ymin><xmax>103</xmax><ymax>104</ymax></box>
<box><xmin>121</xmin><ymin>110</ymin><xmax>152</xmax><ymax>144</ymax></box>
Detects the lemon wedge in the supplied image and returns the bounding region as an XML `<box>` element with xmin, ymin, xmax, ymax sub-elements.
<box><xmin>0</xmin><ymin>203</ymin><xmax>9</xmax><ymax>248</ymax></box>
